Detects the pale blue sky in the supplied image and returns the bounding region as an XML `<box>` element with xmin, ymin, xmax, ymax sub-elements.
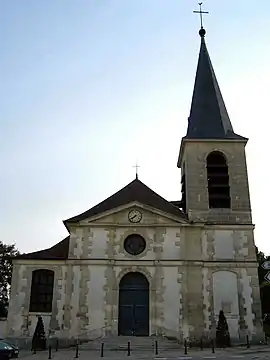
<box><xmin>1</xmin><ymin>1</ymin><xmax>270</xmax><ymax>254</ymax></box>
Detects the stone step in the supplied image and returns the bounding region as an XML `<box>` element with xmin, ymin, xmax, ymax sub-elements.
<box><xmin>80</xmin><ymin>344</ymin><xmax>181</xmax><ymax>351</ymax></box>
<box><xmin>80</xmin><ymin>336</ymin><xmax>181</xmax><ymax>351</ymax></box>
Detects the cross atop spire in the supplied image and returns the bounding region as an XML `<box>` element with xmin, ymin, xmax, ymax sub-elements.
<box><xmin>193</xmin><ymin>2</ymin><xmax>209</xmax><ymax>36</ymax></box>
<box><xmin>132</xmin><ymin>162</ymin><xmax>140</xmax><ymax>180</ymax></box>
<box><xmin>182</xmin><ymin>8</ymin><xmax>247</xmax><ymax>141</ymax></box>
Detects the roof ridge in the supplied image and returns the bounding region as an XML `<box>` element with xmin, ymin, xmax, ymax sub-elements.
<box><xmin>64</xmin><ymin>178</ymin><xmax>186</xmax><ymax>224</ymax></box>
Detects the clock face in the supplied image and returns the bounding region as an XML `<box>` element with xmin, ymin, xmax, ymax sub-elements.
<box><xmin>128</xmin><ymin>209</ymin><xmax>142</xmax><ymax>223</ymax></box>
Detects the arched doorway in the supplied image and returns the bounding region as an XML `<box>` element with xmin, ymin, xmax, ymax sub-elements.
<box><xmin>118</xmin><ymin>272</ymin><xmax>149</xmax><ymax>336</ymax></box>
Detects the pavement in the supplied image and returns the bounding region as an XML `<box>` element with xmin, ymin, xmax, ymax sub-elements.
<box><xmin>18</xmin><ymin>346</ymin><xmax>270</xmax><ymax>360</ymax></box>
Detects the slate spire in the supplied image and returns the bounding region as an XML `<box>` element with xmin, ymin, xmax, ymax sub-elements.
<box><xmin>185</xmin><ymin>28</ymin><xmax>246</xmax><ymax>140</ymax></box>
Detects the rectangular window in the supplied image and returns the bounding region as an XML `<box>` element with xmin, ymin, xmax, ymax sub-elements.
<box><xmin>29</xmin><ymin>270</ymin><xmax>54</xmax><ymax>313</ymax></box>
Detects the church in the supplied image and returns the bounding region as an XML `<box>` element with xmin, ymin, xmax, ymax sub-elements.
<box><xmin>6</xmin><ymin>25</ymin><xmax>263</xmax><ymax>345</ymax></box>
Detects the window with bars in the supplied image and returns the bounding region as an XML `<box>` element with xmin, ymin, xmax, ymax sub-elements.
<box><xmin>29</xmin><ymin>269</ymin><xmax>54</xmax><ymax>313</ymax></box>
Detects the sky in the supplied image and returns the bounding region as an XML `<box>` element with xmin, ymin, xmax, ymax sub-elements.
<box><xmin>1</xmin><ymin>1</ymin><xmax>270</xmax><ymax>255</ymax></box>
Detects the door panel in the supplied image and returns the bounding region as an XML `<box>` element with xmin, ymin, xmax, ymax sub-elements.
<box><xmin>118</xmin><ymin>272</ymin><xmax>149</xmax><ymax>336</ymax></box>
<box><xmin>134</xmin><ymin>304</ymin><xmax>149</xmax><ymax>336</ymax></box>
<box><xmin>118</xmin><ymin>304</ymin><xmax>133</xmax><ymax>336</ymax></box>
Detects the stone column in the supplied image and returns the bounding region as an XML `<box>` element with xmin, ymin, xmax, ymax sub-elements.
<box><xmin>185</xmin><ymin>265</ymin><xmax>205</xmax><ymax>342</ymax></box>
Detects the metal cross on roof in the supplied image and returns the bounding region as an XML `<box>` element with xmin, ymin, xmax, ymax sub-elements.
<box><xmin>193</xmin><ymin>2</ymin><xmax>209</xmax><ymax>29</ymax></box>
<box><xmin>133</xmin><ymin>162</ymin><xmax>140</xmax><ymax>180</ymax></box>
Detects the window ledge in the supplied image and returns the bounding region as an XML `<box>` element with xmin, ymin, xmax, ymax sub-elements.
<box><xmin>28</xmin><ymin>312</ymin><xmax>52</xmax><ymax>316</ymax></box>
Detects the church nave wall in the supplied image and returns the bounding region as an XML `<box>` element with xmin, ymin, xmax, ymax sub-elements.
<box><xmin>201</xmin><ymin>265</ymin><xmax>263</xmax><ymax>343</ymax></box>
<box><xmin>64</xmin><ymin>264</ymin><xmax>107</xmax><ymax>339</ymax></box>
<box><xmin>5</xmin><ymin>227</ymin><xmax>262</xmax><ymax>344</ymax></box>
<box><xmin>162</xmin><ymin>267</ymin><xmax>181</xmax><ymax>338</ymax></box>
<box><xmin>6</xmin><ymin>262</ymin><xmax>67</xmax><ymax>340</ymax></box>
<box><xmin>67</xmin><ymin>224</ymin><xmax>187</xmax><ymax>261</ymax></box>
<box><xmin>180</xmin><ymin>265</ymin><xmax>205</xmax><ymax>341</ymax></box>
<box><xmin>201</xmin><ymin>227</ymin><xmax>257</xmax><ymax>262</ymax></box>
<box><xmin>68</xmin><ymin>225</ymin><xmax>257</xmax><ymax>263</ymax></box>
<box><xmin>103</xmin><ymin>264</ymin><xmax>182</xmax><ymax>338</ymax></box>
<box><xmin>212</xmin><ymin>270</ymin><xmax>240</xmax><ymax>339</ymax></box>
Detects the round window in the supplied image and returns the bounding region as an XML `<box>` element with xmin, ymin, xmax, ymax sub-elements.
<box><xmin>124</xmin><ymin>234</ymin><xmax>146</xmax><ymax>256</ymax></box>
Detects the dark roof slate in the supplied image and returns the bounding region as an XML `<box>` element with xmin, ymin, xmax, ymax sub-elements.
<box><xmin>14</xmin><ymin>236</ymin><xmax>70</xmax><ymax>260</ymax></box>
<box><xmin>185</xmin><ymin>30</ymin><xmax>247</xmax><ymax>141</ymax></box>
<box><xmin>64</xmin><ymin>178</ymin><xmax>186</xmax><ymax>224</ymax></box>
<box><xmin>14</xmin><ymin>179</ymin><xmax>186</xmax><ymax>260</ymax></box>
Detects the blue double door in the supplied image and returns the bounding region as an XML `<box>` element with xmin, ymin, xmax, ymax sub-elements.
<box><xmin>118</xmin><ymin>272</ymin><xmax>149</xmax><ymax>336</ymax></box>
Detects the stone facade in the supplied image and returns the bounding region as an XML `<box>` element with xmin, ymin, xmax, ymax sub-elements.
<box><xmin>6</xmin><ymin>203</ymin><xmax>263</xmax><ymax>344</ymax></box>
<box><xmin>179</xmin><ymin>140</ymin><xmax>252</xmax><ymax>224</ymax></box>
<box><xmin>4</xmin><ymin>24</ymin><xmax>264</xmax><ymax>347</ymax></box>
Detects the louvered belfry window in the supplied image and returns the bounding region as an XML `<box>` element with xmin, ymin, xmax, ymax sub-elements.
<box><xmin>207</xmin><ymin>151</ymin><xmax>231</xmax><ymax>209</ymax></box>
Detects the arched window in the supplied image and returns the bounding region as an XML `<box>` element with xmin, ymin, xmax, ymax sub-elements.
<box><xmin>207</xmin><ymin>151</ymin><xmax>231</xmax><ymax>209</ymax></box>
<box><xmin>29</xmin><ymin>269</ymin><xmax>54</xmax><ymax>313</ymax></box>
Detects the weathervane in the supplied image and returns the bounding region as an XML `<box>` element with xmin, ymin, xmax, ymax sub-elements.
<box><xmin>132</xmin><ymin>162</ymin><xmax>140</xmax><ymax>180</ymax></box>
<box><xmin>193</xmin><ymin>2</ymin><xmax>209</xmax><ymax>29</ymax></box>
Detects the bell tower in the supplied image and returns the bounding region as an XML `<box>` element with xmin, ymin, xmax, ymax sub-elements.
<box><xmin>177</xmin><ymin>27</ymin><xmax>252</xmax><ymax>224</ymax></box>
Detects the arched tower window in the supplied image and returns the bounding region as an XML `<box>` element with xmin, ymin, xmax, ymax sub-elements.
<box><xmin>29</xmin><ymin>269</ymin><xmax>54</xmax><ymax>313</ymax></box>
<box><xmin>206</xmin><ymin>151</ymin><xmax>231</xmax><ymax>209</ymax></box>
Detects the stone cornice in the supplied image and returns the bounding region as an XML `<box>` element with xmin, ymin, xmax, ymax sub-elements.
<box><xmin>75</xmin><ymin>222</ymin><xmax>254</xmax><ymax>229</ymax></box>
<box><xmin>14</xmin><ymin>258</ymin><xmax>258</xmax><ymax>267</ymax></box>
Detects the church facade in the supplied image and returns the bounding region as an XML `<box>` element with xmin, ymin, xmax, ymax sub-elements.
<box><xmin>6</xmin><ymin>27</ymin><xmax>263</xmax><ymax>345</ymax></box>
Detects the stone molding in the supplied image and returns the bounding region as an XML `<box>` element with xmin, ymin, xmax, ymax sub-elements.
<box><xmin>118</xmin><ymin>228</ymin><xmax>153</xmax><ymax>259</ymax></box>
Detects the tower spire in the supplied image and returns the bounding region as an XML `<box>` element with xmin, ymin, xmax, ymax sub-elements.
<box><xmin>183</xmin><ymin>7</ymin><xmax>247</xmax><ymax>140</ymax></box>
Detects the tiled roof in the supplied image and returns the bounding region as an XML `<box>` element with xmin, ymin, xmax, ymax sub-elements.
<box><xmin>14</xmin><ymin>179</ymin><xmax>186</xmax><ymax>260</ymax></box>
<box><xmin>14</xmin><ymin>236</ymin><xmax>70</xmax><ymax>260</ymax></box>
<box><xmin>64</xmin><ymin>178</ymin><xmax>186</xmax><ymax>224</ymax></box>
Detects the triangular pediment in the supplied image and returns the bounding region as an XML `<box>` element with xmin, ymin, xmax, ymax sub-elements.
<box><xmin>63</xmin><ymin>178</ymin><xmax>187</xmax><ymax>229</ymax></box>
<box><xmin>79</xmin><ymin>202</ymin><xmax>188</xmax><ymax>226</ymax></box>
